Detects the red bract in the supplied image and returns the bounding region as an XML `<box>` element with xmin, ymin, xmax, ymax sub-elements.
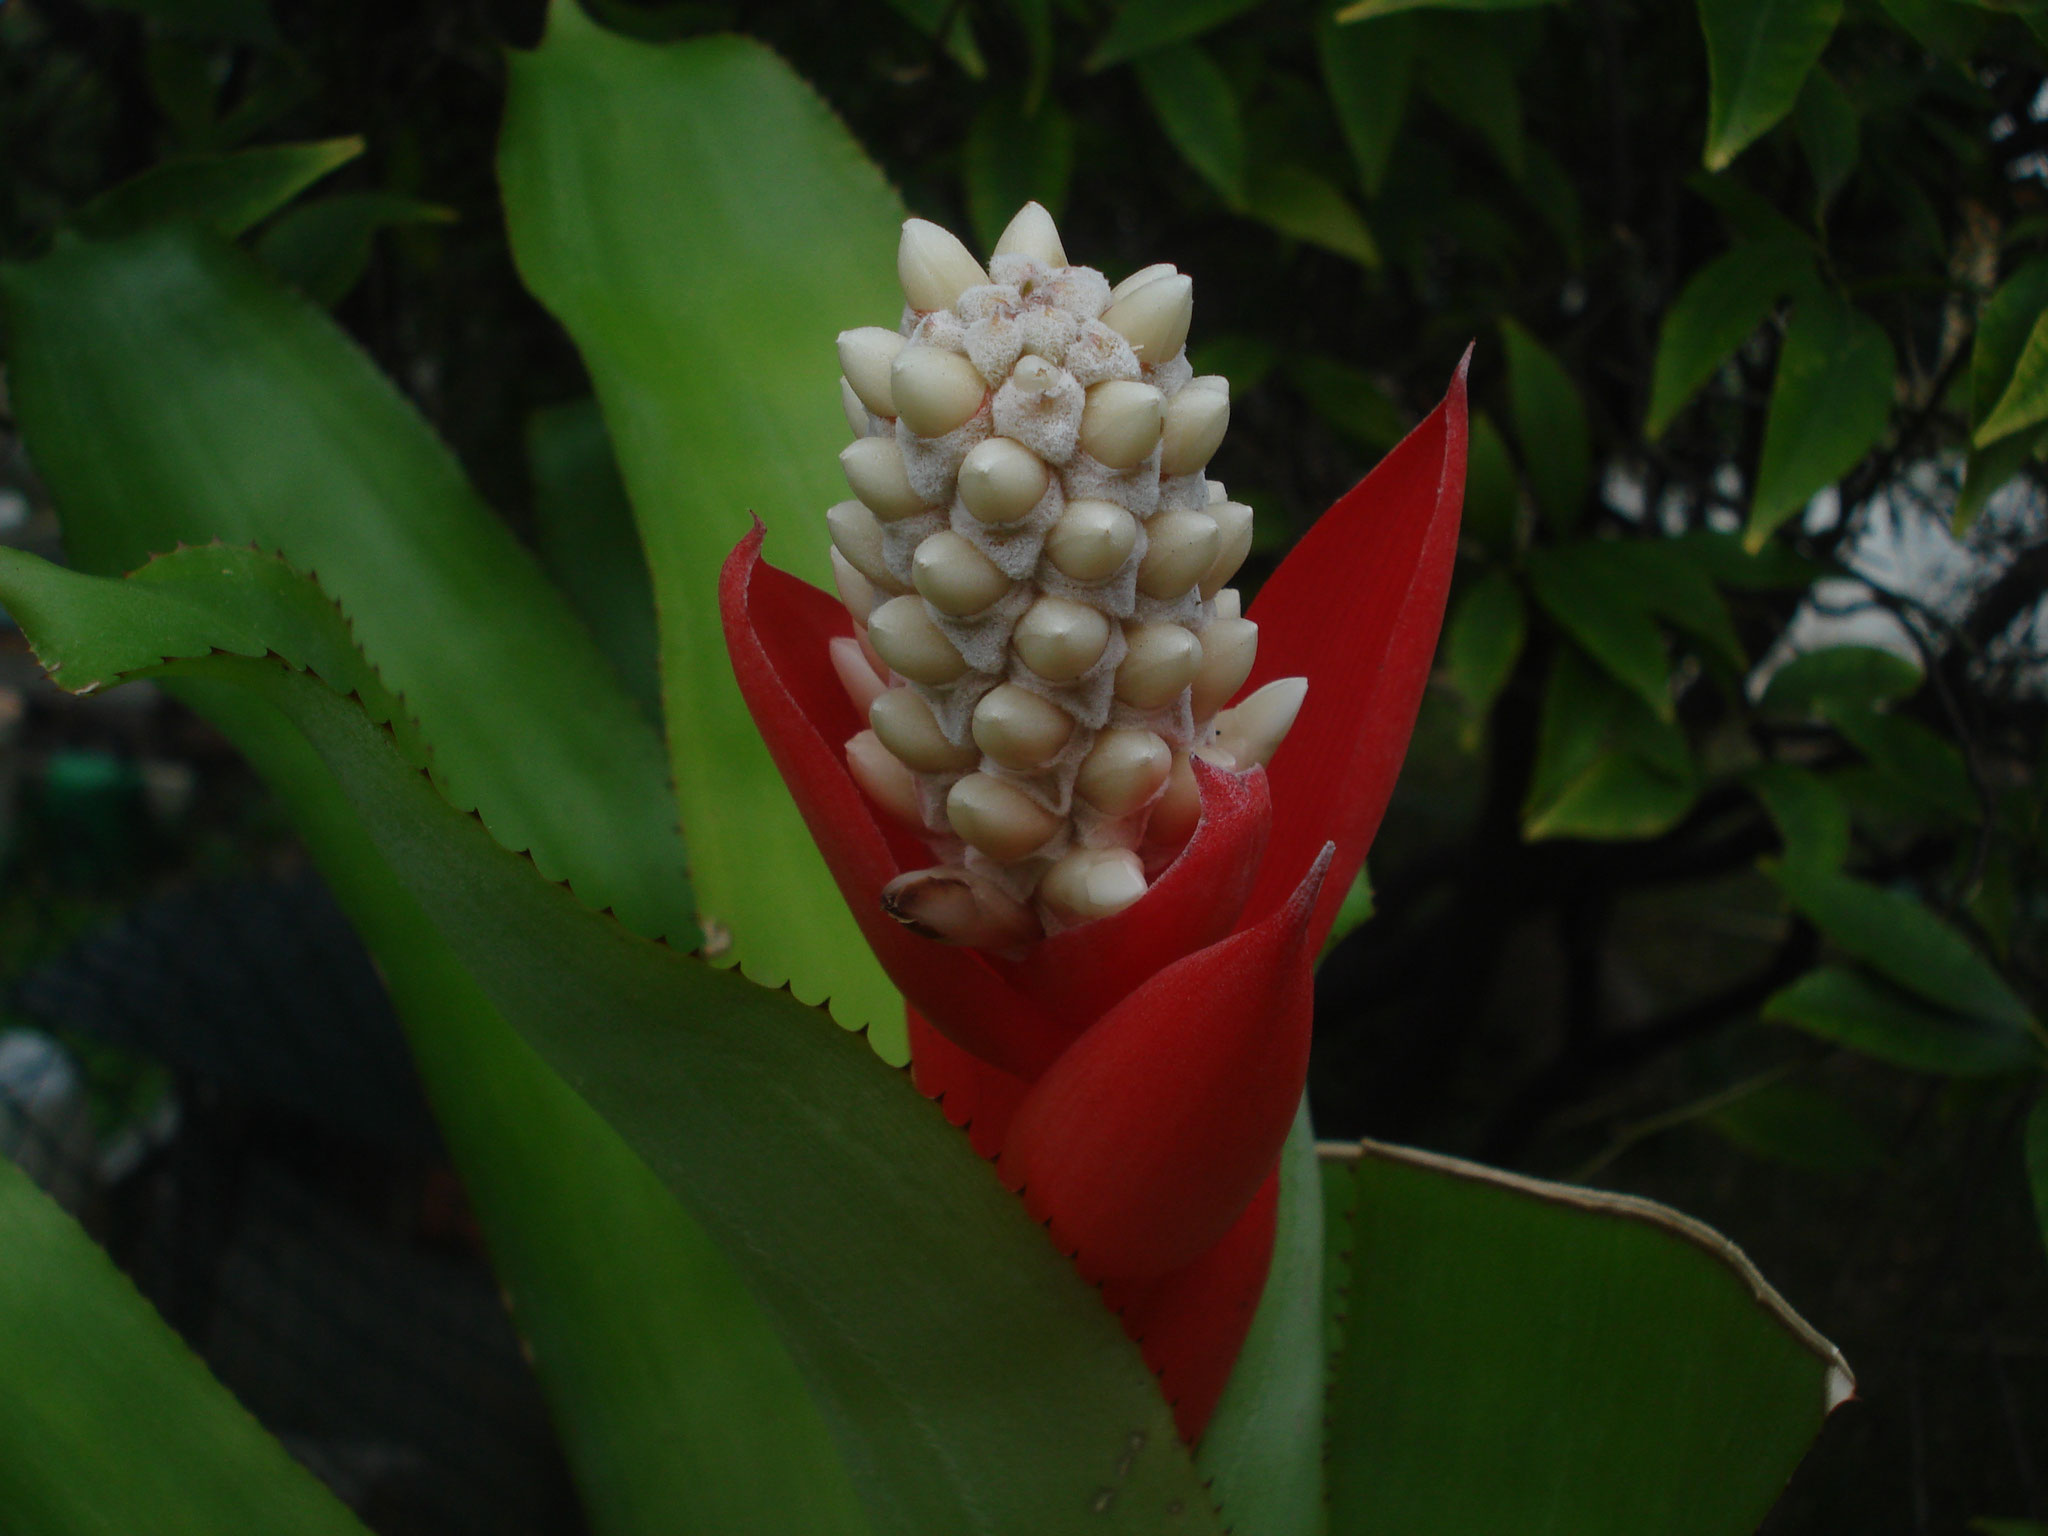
<box><xmin>721</xmin><ymin>357</ymin><xmax>1468</xmax><ymax>1440</ymax></box>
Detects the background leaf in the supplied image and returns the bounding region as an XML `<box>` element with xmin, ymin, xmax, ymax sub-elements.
<box><xmin>1792</xmin><ymin>65</ymin><xmax>1858</xmax><ymax>217</ymax></box>
<box><xmin>1501</xmin><ymin>318</ymin><xmax>1592</xmax><ymax>533</ymax></box>
<box><xmin>1526</xmin><ymin>546</ymin><xmax>1672</xmax><ymax>721</ymax></box>
<box><xmin>1974</xmin><ymin>308</ymin><xmax>2048</xmax><ymax>447</ymax></box>
<box><xmin>1243</xmin><ymin>163</ymin><xmax>1381</xmax><ymax>266</ymax></box>
<box><xmin>1764</xmin><ymin>965</ymin><xmax>2043</xmax><ymax>1076</ymax></box>
<box><xmin>964</xmin><ymin>94</ymin><xmax>1074</xmax><ymax>252</ymax></box>
<box><xmin>1760</xmin><ymin>644</ymin><xmax>1922</xmax><ymax>711</ymax></box>
<box><xmin>499</xmin><ymin>8</ymin><xmax>904</xmax><ymax>1050</ymax></box>
<box><xmin>70</xmin><ymin>135</ymin><xmax>361</xmax><ymax>239</ymax></box>
<box><xmin>1706</xmin><ymin>1081</ymin><xmax>1887</xmax><ymax>1174</ymax></box>
<box><xmin>1444</xmin><ymin>567</ymin><xmax>1527</xmax><ymax>733</ymax></box>
<box><xmin>1646</xmin><ymin>237</ymin><xmax>1812</xmax><ymax>438</ymax></box>
<box><xmin>1133</xmin><ymin>44</ymin><xmax>1246</xmax><ymax>205</ymax></box>
<box><xmin>254</xmin><ymin>190</ymin><xmax>456</xmax><ymax>306</ymax></box>
<box><xmin>1317</xmin><ymin>12</ymin><xmax>1417</xmax><ymax>198</ymax></box>
<box><xmin>1698</xmin><ymin>0</ymin><xmax>1844</xmax><ymax>171</ymax></box>
<box><xmin>1087</xmin><ymin>0</ymin><xmax>1265</xmax><ymax>70</ymax></box>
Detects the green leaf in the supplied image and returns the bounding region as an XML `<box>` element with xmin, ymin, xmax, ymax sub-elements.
<box><xmin>527</xmin><ymin>398</ymin><xmax>665</xmax><ymax>724</ymax></box>
<box><xmin>1706</xmin><ymin>1081</ymin><xmax>1888</xmax><ymax>1173</ymax></box>
<box><xmin>1500</xmin><ymin>319</ymin><xmax>1592</xmax><ymax>534</ymax></box>
<box><xmin>1760</xmin><ymin>644</ymin><xmax>1922</xmax><ymax>711</ymax></box>
<box><xmin>1876</xmin><ymin>0</ymin><xmax>1991</xmax><ymax>59</ymax></box>
<box><xmin>69</xmin><ymin>136</ymin><xmax>362</xmax><ymax>240</ymax></box>
<box><xmin>1605</xmin><ymin>540</ymin><xmax>1746</xmax><ymax>670</ymax></box>
<box><xmin>1134</xmin><ymin>44</ymin><xmax>1246</xmax><ymax>205</ymax></box>
<box><xmin>0</xmin><ymin>1161</ymin><xmax>362</xmax><ymax>1533</ymax></box>
<box><xmin>84</xmin><ymin>0</ymin><xmax>276</xmax><ymax>44</ymax></box>
<box><xmin>1975</xmin><ymin>307</ymin><xmax>2048</xmax><ymax>446</ymax></box>
<box><xmin>1322</xmin><ymin>1140</ymin><xmax>1851</xmax><ymax>1535</ymax></box>
<box><xmin>1339</xmin><ymin>0</ymin><xmax>1559</xmax><ymax>14</ymax></box>
<box><xmin>1462</xmin><ymin>410</ymin><xmax>1524</xmax><ymax>550</ymax></box>
<box><xmin>1821</xmin><ymin>700</ymin><xmax>1979</xmax><ymax>823</ymax></box>
<box><xmin>1744</xmin><ymin>762</ymin><xmax>1852</xmax><ymax>871</ymax></box>
<box><xmin>0</xmin><ymin>546</ymin><xmax>1225</xmax><ymax>1536</ymax></box>
<box><xmin>1792</xmin><ymin>64</ymin><xmax>1858</xmax><ymax>218</ymax></box>
<box><xmin>1767</xmin><ymin>863</ymin><xmax>2038</xmax><ymax>1034</ymax></box>
<box><xmin>1524</xmin><ymin>648</ymin><xmax>1697</xmax><ymax>841</ymax></box>
<box><xmin>1670</xmin><ymin>527</ymin><xmax>1819</xmax><ymax>590</ymax></box>
<box><xmin>499</xmin><ymin>8</ymin><xmax>903</xmax><ymax>1050</ymax></box>
<box><xmin>1243</xmin><ymin>164</ymin><xmax>1381</xmax><ymax>267</ymax></box>
<box><xmin>0</xmin><ymin>225</ymin><xmax>696</xmax><ymax>950</ymax></box>
<box><xmin>1970</xmin><ymin>261</ymin><xmax>2048</xmax><ymax>429</ymax></box>
<box><xmin>1445</xmin><ymin>567</ymin><xmax>1527</xmax><ymax>734</ymax></box>
<box><xmin>2028</xmin><ymin>1094</ymin><xmax>2048</xmax><ymax>1266</ymax></box>
<box><xmin>1320</xmin><ymin>868</ymin><xmax>1378</xmax><ymax>958</ymax></box>
<box><xmin>1527</xmin><ymin>751</ymin><xmax>1701</xmax><ymax>841</ymax></box>
<box><xmin>1955</xmin><ymin>423</ymin><xmax>2047</xmax><ymax>534</ymax></box>
<box><xmin>1764</xmin><ymin>965</ymin><xmax>2043</xmax><ymax>1076</ymax></box>
<box><xmin>1087</xmin><ymin>0</ymin><xmax>1265</xmax><ymax>70</ymax></box>
<box><xmin>1526</xmin><ymin>546</ymin><xmax>1672</xmax><ymax>721</ymax></box>
<box><xmin>1698</xmin><ymin>0</ymin><xmax>1844</xmax><ymax>171</ymax></box>
<box><xmin>1287</xmin><ymin>354</ymin><xmax>1406</xmax><ymax>452</ymax></box>
<box><xmin>1198</xmin><ymin>1104</ymin><xmax>1323</xmax><ymax>1536</ymax></box>
<box><xmin>964</xmin><ymin>95</ymin><xmax>1075</xmax><ymax>253</ymax></box>
<box><xmin>255</xmin><ymin>191</ymin><xmax>456</xmax><ymax>307</ymax></box>
<box><xmin>878</xmin><ymin>0</ymin><xmax>986</xmax><ymax>75</ymax></box>
<box><xmin>1317</xmin><ymin>12</ymin><xmax>1418</xmax><ymax>198</ymax></box>
<box><xmin>1646</xmin><ymin>238</ymin><xmax>1813</xmax><ymax>438</ymax></box>
<box><xmin>1415</xmin><ymin>16</ymin><xmax>1525</xmax><ymax>176</ymax></box>
<box><xmin>1972</xmin><ymin>1521</ymin><xmax>2048</xmax><ymax>1536</ymax></box>
<box><xmin>1746</xmin><ymin>287</ymin><xmax>1894</xmax><ymax>550</ymax></box>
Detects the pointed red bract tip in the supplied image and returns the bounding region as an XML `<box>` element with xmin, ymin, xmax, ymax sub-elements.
<box><xmin>1104</xmin><ymin>1169</ymin><xmax>1279</xmax><ymax>1445</ymax></box>
<box><xmin>1242</xmin><ymin>365</ymin><xmax>1467</xmax><ymax>945</ymax></box>
<box><xmin>999</xmin><ymin>844</ymin><xmax>1332</xmax><ymax>1282</ymax></box>
<box><xmin>720</xmin><ymin>530</ymin><xmax>1069</xmax><ymax>1080</ymax></box>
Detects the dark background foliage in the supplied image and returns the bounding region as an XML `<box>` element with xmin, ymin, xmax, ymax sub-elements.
<box><xmin>2</xmin><ymin>0</ymin><xmax>2046</xmax><ymax>1530</ymax></box>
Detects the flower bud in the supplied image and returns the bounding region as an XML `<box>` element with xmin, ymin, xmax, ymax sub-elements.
<box><xmin>912</xmin><ymin>530</ymin><xmax>1012</xmax><ymax>616</ymax></box>
<box><xmin>847</xmin><ymin>729</ymin><xmax>923</xmax><ymax>824</ymax></box>
<box><xmin>867</xmin><ymin>594</ymin><xmax>969</xmax><ymax>685</ymax></box>
<box><xmin>1202</xmin><ymin>500</ymin><xmax>1254</xmax><ymax>597</ymax></box>
<box><xmin>841</xmin><ymin>437</ymin><xmax>927</xmax><ymax>522</ymax></box>
<box><xmin>871</xmin><ymin>686</ymin><xmax>979</xmax><ymax>772</ymax></box>
<box><xmin>1161</xmin><ymin>378</ymin><xmax>1229</xmax><ymax>476</ymax></box>
<box><xmin>1075</xmin><ymin>729</ymin><xmax>1173</xmax><ymax>815</ymax></box>
<box><xmin>1079</xmin><ymin>381</ymin><xmax>1164</xmax><ymax>468</ymax></box>
<box><xmin>947</xmin><ymin>773</ymin><xmax>1062</xmax><ymax>861</ymax></box>
<box><xmin>1110</xmin><ymin>263</ymin><xmax>1177</xmax><ymax>305</ymax></box>
<box><xmin>891</xmin><ymin>346</ymin><xmax>987</xmax><ymax>438</ymax></box>
<box><xmin>1135</xmin><ymin>509</ymin><xmax>1221</xmax><ymax>600</ymax></box>
<box><xmin>1011</xmin><ymin>354</ymin><xmax>1063</xmax><ymax>397</ymax></box>
<box><xmin>829</xmin><ymin>548</ymin><xmax>876</xmax><ymax>622</ymax></box>
<box><xmin>1044</xmin><ymin>499</ymin><xmax>1138</xmax><ymax>582</ymax></box>
<box><xmin>1102</xmin><ymin>273</ymin><xmax>1192</xmax><ymax>365</ymax></box>
<box><xmin>1114</xmin><ymin>622</ymin><xmax>1202</xmax><ymax>710</ymax></box>
<box><xmin>1014</xmin><ymin>596</ymin><xmax>1111</xmax><ymax>681</ymax></box>
<box><xmin>898</xmin><ymin>217</ymin><xmax>988</xmax><ymax>312</ymax></box>
<box><xmin>972</xmin><ymin>683</ymin><xmax>1075</xmax><ymax>769</ymax></box>
<box><xmin>838</xmin><ymin>327</ymin><xmax>905</xmax><ymax>417</ymax></box>
<box><xmin>882</xmin><ymin>866</ymin><xmax>1042</xmax><ymax>946</ymax></box>
<box><xmin>840</xmin><ymin>378</ymin><xmax>869</xmax><ymax>437</ymax></box>
<box><xmin>1213</xmin><ymin>587</ymin><xmax>1242</xmax><ymax>620</ymax></box>
<box><xmin>829</xmin><ymin>635</ymin><xmax>889</xmax><ymax>716</ymax></box>
<box><xmin>1189</xmin><ymin>616</ymin><xmax>1258</xmax><ymax>719</ymax></box>
<box><xmin>993</xmin><ymin>201</ymin><xmax>1068</xmax><ymax>268</ymax></box>
<box><xmin>826</xmin><ymin>499</ymin><xmax>893</xmax><ymax>591</ymax></box>
<box><xmin>1145</xmin><ymin>751</ymin><xmax>1202</xmax><ymax>848</ymax></box>
<box><xmin>1214</xmin><ymin>677</ymin><xmax>1308</xmax><ymax>769</ymax></box>
<box><xmin>958</xmin><ymin>436</ymin><xmax>1050</xmax><ymax>525</ymax></box>
<box><xmin>1038</xmin><ymin>847</ymin><xmax>1148</xmax><ymax>925</ymax></box>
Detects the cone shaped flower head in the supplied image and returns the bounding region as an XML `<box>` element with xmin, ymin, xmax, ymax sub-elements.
<box><xmin>722</xmin><ymin>203</ymin><xmax>1468</xmax><ymax>1440</ymax></box>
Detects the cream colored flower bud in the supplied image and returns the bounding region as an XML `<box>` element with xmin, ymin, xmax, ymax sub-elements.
<box><xmin>829</xmin><ymin>547</ymin><xmax>876</xmax><ymax>620</ymax></box>
<box><xmin>898</xmin><ymin>217</ymin><xmax>988</xmax><ymax>312</ymax></box>
<box><xmin>871</xmin><ymin>687</ymin><xmax>979</xmax><ymax>772</ymax></box>
<box><xmin>1207</xmin><ymin>479</ymin><xmax>1227</xmax><ymax>503</ymax></box>
<box><xmin>1039</xmin><ymin>847</ymin><xmax>1148</xmax><ymax>924</ymax></box>
<box><xmin>1102</xmin><ymin>273</ymin><xmax>1192</xmax><ymax>365</ymax></box>
<box><xmin>994</xmin><ymin>201</ymin><xmax>1068</xmax><ymax>268</ymax></box>
<box><xmin>829</xmin><ymin>635</ymin><xmax>890</xmax><ymax>716</ymax></box>
<box><xmin>882</xmin><ymin>866</ymin><xmax>1042</xmax><ymax>947</ymax></box>
<box><xmin>840</xmin><ymin>379</ymin><xmax>869</xmax><ymax>437</ymax></box>
<box><xmin>1011</xmin><ymin>354</ymin><xmax>1063</xmax><ymax>396</ymax></box>
<box><xmin>1044</xmin><ymin>499</ymin><xmax>1138</xmax><ymax>582</ymax></box>
<box><xmin>1110</xmin><ymin>263</ymin><xmax>1177</xmax><ymax>305</ymax></box>
<box><xmin>1215</xmin><ymin>677</ymin><xmax>1308</xmax><ymax>769</ymax></box>
<box><xmin>912</xmin><ymin>530</ymin><xmax>1012</xmax><ymax>616</ymax></box>
<box><xmin>971</xmin><ymin>683</ymin><xmax>1075</xmax><ymax>769</ymax></box>
<box><xmin>1161</xmin><ymin>379</ymin><xmax>1230</xmax><ymax>475</ymax></box>
<box><xmin>838</xmin><ymin>327</ymin><xmax>905</xmax><ymax>417</ymax></box>
<box><xmin>841</xmin><ymin>437</ymin><xmax>927</xmax><ymax>522</ymax></box>
<box><xmin>1145</xmin><ymin>750</ymin><xmax>1202</xmax><ymax>847</ymax></box>
<box><xmin>1079</xmin><ymin>381</ymin><xmax>1165</xmax><ymax>468</ymax></box>
<box><xmin>1135</xmin><ymin>509</ymin><xmax>1221</xmax><ymax>600</ymax></box>
<box><xmin>891</xmin><ymin>346</ymin><xmax>987</xmax><ymax>438</ymax></box>
<box><xmin>1189</xmin><ymin>616</ymin><xmax>1257</xmax><ymax>719</ymax></box>
<box><xmin>1014</xmin><ymin>596</ymin><xmax>1112</xmax><ymax>681</ymax></box>
<box><xmin>1115</xmin><ymin>622</ymin><xmax>1202</xmax><ymax>709</ymax></box>
<box><xmin>947</xmin><ymin>773</ymin><xmax>1062</xmax><ymax>861</ymax></box>
<box><xmin>867</xmin><ymin>594</ymin><xmax>969</xmax><ymax>685</ymax></box>
<box><xmin>848</xmin><ymin>729</ymin><xmax>923</xmax><ymax>824</ymax></box>
<box><xmin>1202</xmin><ymin>499</ymin><xmax>1255</xmax><ymax>597</ymax></box>
<box><xmin>1076</xmin><ymin>729</ymin><xmax>1173</xmax><ymax>815</ymax></box>
<box><xmin>826</xmin><ymin>500</ymin><xmax>893</xmax><ymax>591</ymax></box>
<box><xmin>957</xmin><ymin>436</ymin><xmax>1050</xmax><ymax>525</ymax></box>
<box><xmin>1213</xmin><ymin>587</ymin><xmax>1242</xmax><ymax>620</ymax></box>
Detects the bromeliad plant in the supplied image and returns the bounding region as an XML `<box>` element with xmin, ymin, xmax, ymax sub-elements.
<box><xmin>0</xmin><ymin>6</ymin><xmax>1852</xmax><ymax>1534</ymax></box>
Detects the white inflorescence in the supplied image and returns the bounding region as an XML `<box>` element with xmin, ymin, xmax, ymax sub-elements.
<box><xmin>828</xmin><ymin>203</ymin><xmax>1307</xmax><ymax>945</ymax></box>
